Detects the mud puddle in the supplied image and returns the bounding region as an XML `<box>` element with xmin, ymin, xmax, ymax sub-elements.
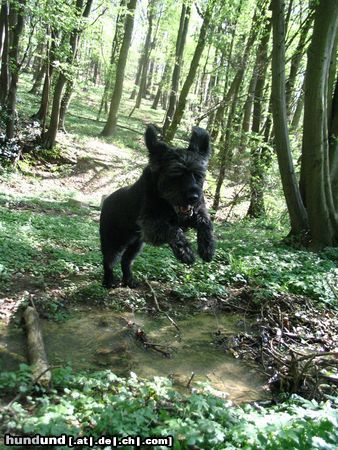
<box><xmin>0</xmin><ymin>310</ymin><xmax>267</xmax><ymax>403</ymax></box>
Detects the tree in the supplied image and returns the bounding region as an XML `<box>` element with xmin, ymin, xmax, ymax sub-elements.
<box><xmin>165</xmin><ymin>0</ymin><xmax>215</xmax><ymax>142</ymax></box>
<box><xmin>213</xmin><ymin>5</ymin><xmax>262</xmax><ymax>211</ymax></box>
<box><xmin>42</xmin><ymin>0</ymin><xmax>94</xmax><ymax>149</ymax></box>
<box><xmin>0</xmin><ymin>0</ymin><xmax>9</xmax><ymax>105</ymax></box>
<box><xmin>270</xmin><ymin>0</ymin><xmax>309</xmax><ymax>236</ymax></box>
<box><xmin>3</xmin><ymin>0</ymin><xmax>27</xmax><ymax>140</ymax></box>
<box><xmin>162</xmin><ymin>1</ymin><xmax>190</xmax><ymax>135</ymax></box>
<box><xmin>299</xmin><ymin>0</ymin><xmax>338</xmax><ymax>247</ymax></box>
<box><xmin>100</xmin><ymin>0</ymin><xmax>137</xmax><ymax>137</ymax></box>
<box><xmin>247</xmin><ymin>13</ymin><xmax>272</xmax><ymax>218</ymax></box>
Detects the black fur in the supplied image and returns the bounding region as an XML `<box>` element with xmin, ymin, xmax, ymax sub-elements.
<box><xmin>100</xmin><ymin>124</ymin><xmax>215</xmax><ymax>288</ymax></box>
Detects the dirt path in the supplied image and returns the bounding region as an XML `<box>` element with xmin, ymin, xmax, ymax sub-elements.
<box><xmin>1</xmin><ymin>134</ymin><xmax>147</xmax><ymax>205</ymax></box>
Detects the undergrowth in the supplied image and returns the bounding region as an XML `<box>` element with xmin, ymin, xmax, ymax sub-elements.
<box><xmin>0</xmin><ymin>193</ymin><xmax>336</xmax><ymax>308</ymax></box>
<box><xmin>0</xmin><ymin>366</ymin><xmax>337</xmax><ymax>450</ymax></box>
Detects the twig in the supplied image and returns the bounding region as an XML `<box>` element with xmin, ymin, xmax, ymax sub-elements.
<box><xmin>5</xmin><ymin>365</ymin><xmax>61</xmax><ymax>410</ymax></box>
<box><xmin>187</xmin><ymin>372</ymin><xmax>195</xmax><ymax>388</ymax></box>
<box><xmin>145</xmin><ymin>279</ymin><xmax>181</xmax><ymax>334</ymax></box>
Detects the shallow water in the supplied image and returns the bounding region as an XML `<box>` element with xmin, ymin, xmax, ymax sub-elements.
<box><xmin>0</xmin><ymin>310</ymin><xmax>267</xmax><ymax>403</ymax></box>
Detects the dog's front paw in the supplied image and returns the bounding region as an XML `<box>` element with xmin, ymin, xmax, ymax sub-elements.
<box><xmin>171</xmin><ymin>242</ymin><xmax>196</xmax><ymax>265</ymax></box>
<box><xmin>198</xmin><ymin>240</ymin><xmax>215</xmax><ymax>262</ymax></box>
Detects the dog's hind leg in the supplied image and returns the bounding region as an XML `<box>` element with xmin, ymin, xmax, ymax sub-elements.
<box><xmin>102</xmin><ymin>250</ymin><xmax>120</xmax><ymax>288</ymax></box>
<box><xmin>121</xmin><ymin>239</ymin><xmax>143</xmax><ymax>288</ymax></box>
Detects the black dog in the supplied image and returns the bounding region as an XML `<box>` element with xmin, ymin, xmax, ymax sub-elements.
<box><xmin>100</xmin><ymin>124</ymin><xmax>215</xmax><ymax>288</ymax></box>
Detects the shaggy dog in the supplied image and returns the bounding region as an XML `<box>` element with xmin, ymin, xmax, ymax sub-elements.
<box><xmin>100</xmin><ymin>124</ymin><xmax>215</xmax><ymax>288</ymax></box>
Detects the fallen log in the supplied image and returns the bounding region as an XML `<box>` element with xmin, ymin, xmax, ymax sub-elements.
<box><xmin>23</xmin><ymin>306</ymin><xmax>51</xmax><ymax>386</ymax></box>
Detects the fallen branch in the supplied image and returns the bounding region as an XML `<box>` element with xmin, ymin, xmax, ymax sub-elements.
<box><xmin>126</xmin><ymin>321</ymin><xmax>172</xmax><ymax>358</ymax></box>
<box><xmin>23</xmin><ymin>306</ymin><xmax>51</xmax><ymax>386</ymax></box>
<box><xmin>145</xmin><ymin>279</ymin><xmax>181</xmax><ymax>334</ymax></box>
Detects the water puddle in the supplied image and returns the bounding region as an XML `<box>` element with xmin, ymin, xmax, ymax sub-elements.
<box><xmin>0</xmin><ymin>310</ymin><xmax>267</xmax><ymax>403</ymax></box>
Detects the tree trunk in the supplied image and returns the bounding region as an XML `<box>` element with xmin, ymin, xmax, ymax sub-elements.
<box><xmin>42</xmin><ymin>0</ymin><xmax>93</xmax><ymax>149</ymax></box>
<box><xmin>29</xmin><ymin>63</ymin><xmax>46</xmax><ymax>94</ymax></box>
<box><xmin>286</xmin><ymin>11</ymin><xmax>313</xmax><ymax>117</ymax></box>
<box><xmin>5</xmin><ymin>0</ymin><xmax>26</xmax><ymax>140</ymax></box>
<box><xmin>33</xmin><ymin>27</ymin><xmax>58</xmax><ymax>126</ymax></box>
<box><xmin>97</xmin><ymin>0</ymin><xmax>127</xmax><ymax>120</ymax></box>
<box><xmin>271</xmin><ymin>0</ymin><xmax>308</xmax><ymax>235</ymax></box>
<box><xmin>247</xmin><ymin>15</ymin><xmax>272</xmax><ymax>218</ymax></box>
<box><xmin>165</xmin><ymin>2</ymin><xmax>214</xmax><ymax>142</ymax></box>
<box><xmin>129</xmin><ymin>53</ymin><xmax>143</xmax><ymax>100</ymax></box>
<box><xmin>163</xmin><ymin>3</ymin><xmax>191</xmax><ymax>134</ymax></box>
<box><xmin>300</xmin><ymin>0</ymin><xmax>338</xmax><ymax>247</ymax></box>
<box><xmin>151</xmin><ymin>57</ymin><xmax>171</xmax><ymax>110</ymax></box>
<box><xmin>213</xmin><ymin>6</ymin><xmax>262</xmax><ymax>211</ymax></box>
<box><xmin>329</xmin><ymin>76</ymin><xmax>338</xmax><ymax>210</ymax></box>
<box><xmin>0</xmin><ymin>0</ymin><xmax>9</xmax><ymax>106</ymax></box>
<box><xmin>59</xmin><ymin>79</ymin><xmax>74</xmax><ymax>132</ymax></box>
<box><xmin>134</xmin><ymin>0</ymin><xmax>155</xmax><ymax>109</ymax></box>
<box><xmin>0</xmin><ymin>0</ymin><xmax>7</xmax><ymax>61</ymax></box>
<box><xmin>100</xmin><ymin>0</ymin><xmax>137</xmax><ymax>137</ymax></box>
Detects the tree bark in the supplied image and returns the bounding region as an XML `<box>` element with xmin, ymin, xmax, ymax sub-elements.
<box><xmin>163</xmin><ymin>2</ymin><xmax>191</xmax><ymax>134</ymax></box>
<box><xmin>213</xmin><ymin>6</ymin><xmax>262</xmax><ymax>211</ymax></box>
<box><xmin>5</xmin><ymin>0</ymin><xmax>26</xmax><ymax>140</ymax></box>
<box><xmin>0</xmin><ymin>0</ymin><xmax>9</xmax><ymax>106</ymax></box>
<box><xmin>286</xmin><ymin>11</ymin><xmax>314</xmax><ymax>117</ymax></box>
<box><xmin>97</xmin><ymin>0</ymin><xmax>127</xmax><ymax>120</ymax></box>
<box><xmin>247</xmin><ymin>15</ymin><xmax>272</xmax><ymax>218</ymax></box>
<box><xmin>271</xmin><ymin>0</ymin><xmax>308</xmax><ymax>235</ymax></box>
<box><xmin>42</xmin><ymin>0</ymin><xmax>93</xmax><ymax>149</ymax></box>
<box><xmin>151</xmin><ymin>56</ymin><xmax>171</xmax><ymax>110</ymax></box>
<box><xmin>300</xmin><ymin>0</ymin><xmax>338</xmax><ymax>247</ymax></box>
<box><xmin>100</xmin><ymin>0</ymin><xmax>137</xmax><ymax>137</ymax></box>
<box><xmin>134</xmin><ymin>0</ymin><xmax>155</xmax><ymax>109</ymax></box>
<box><xmin>165</xmin><ymin>2</ymin><xmax>214</xmax><ymax>142</ymax></box>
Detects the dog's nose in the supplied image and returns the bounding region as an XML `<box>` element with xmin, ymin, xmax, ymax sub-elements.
<box><xmin>188</xmin><ymin>193</ymin><xmax>199</xmax><ymax>204</ymax></box>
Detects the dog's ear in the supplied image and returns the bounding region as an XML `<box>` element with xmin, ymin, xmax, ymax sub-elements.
<box><xmin>145</xmin><ymin>124</ymin><xmax>158</xmax><ymax>152</ymax></box>
<box><xmin>145</xmin><ymin>124</ymin><xmax>166</xmax><ymax>155</ymax></box>
<box><xmin>188</xmin><ymin>127</ymin><xmax>210</xmax><ymax>158</ymax></box>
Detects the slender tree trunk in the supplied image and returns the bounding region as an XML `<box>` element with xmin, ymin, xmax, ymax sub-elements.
<box><xmin>300</xmin><ymin>0</ymin><xmax>338</xmax><ymax>247</ymax></box>
<box><xmin>291</xmin><ymin>76</ymin><xmax>305</xmax><ymax>129</ymax></box>
<box><xmin>271</xmin><ymin>0</ymin><xmax>308</xmax><ymax>235</ymax></box>
<box><xmin>134</xmin><ymin>0</ymin><xmax>155</xmax><ymax>109</ymax></box>
<box><xmin>0</xmin><ymin>0</ymin><xmax>7</xmax><ymax>61</ymax></box>
<box><xmin>329</xmin><ymin>77</ymin><xmax>338</xmax><ymax>210</ymax></box>
<box><xmin>0</xmin><ymin>0</ymin><xmax>9</xmax><ymax>105</ymax></box>
<box><xmin>163</xmin><ymin>3</ymin><xmax>191</xmax><ymax>134</ymax></box>
<box><xmin>213</xmin><ymin>6</ymin><xmax>262</xmax><ymax>210</ymax></box>
<box><xmin>129</xmin><ymin>53</ymin><xmax>143</xmax><ymax>100</ymax></box>
<box><xmin>165</xmin><ymin>2</ymin><xmax>214</xmax><ymax>142</ymax></box>
<box><xmin>29</xmin><ymin>63</ymin><xmax>45</xmax><ymax>94</ymax></box>
<box><xmin>286</xmin><ymin>11</ymin><xmax>313</xmax><ymax>116</ymax></box>
<box><xmin>151</xmin><ymin>57</ymin><xmax>171</xmax><ymax>110</ymax></box>
<box><xmin>42</xmin><ymin>0</ymin><xmax>93</xmax><ymax>149</ymax></box>
<box><xmin>247</xmin><ymin>16</ymin><xmax>272</xmax><ymax>218</ymax></box>
<box><xmin>58</xmin><ymin>79</ymin><xmax>74</xmax><ymax>132</ymax></box>
<box><xmin>97</xmin><ymin>0</ymin><xmax>127</xmax><ymax>120</ymax></box>
<box><xmin>100</xmin><ymin>0</ymin><xmax>137</xmax><ymax>137</ymax></box>
<box><xmin>5</xmin><ymin>0</ymin><xmax>26</xmax><ymax>140</ymax></box>
<box><xmin>240</xmin><ymin>71</ymin><xmax>258</xmax><ymax>148</ymax></box>
<box><xmin>33</xmin><ymin>27</ymin><xmax>57</xmax><ymax>126</ymax></box>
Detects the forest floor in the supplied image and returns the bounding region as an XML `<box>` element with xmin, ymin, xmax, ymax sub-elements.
<box><xmin>0</xmin><ymin>77</ymin><xmax>338</xmax><ymax>448</ymax></box>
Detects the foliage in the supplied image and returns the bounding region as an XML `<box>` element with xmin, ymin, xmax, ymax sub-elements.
<box><xmin>0</xmin><ymin>368</ymin><xmax>337</xmax><ymax>449</ymax></box>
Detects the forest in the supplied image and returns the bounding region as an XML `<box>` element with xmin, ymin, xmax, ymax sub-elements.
<box><xmin>0</xmin><ymin>0</ymin><xmax>337</xmax><ymax>448</ymax></box>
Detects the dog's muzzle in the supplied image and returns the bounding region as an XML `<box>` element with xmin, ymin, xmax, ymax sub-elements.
<box><xmin>174</xmin><ymin>205</ymin><xmax>194</xmax><ymax>217</ymax></box>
